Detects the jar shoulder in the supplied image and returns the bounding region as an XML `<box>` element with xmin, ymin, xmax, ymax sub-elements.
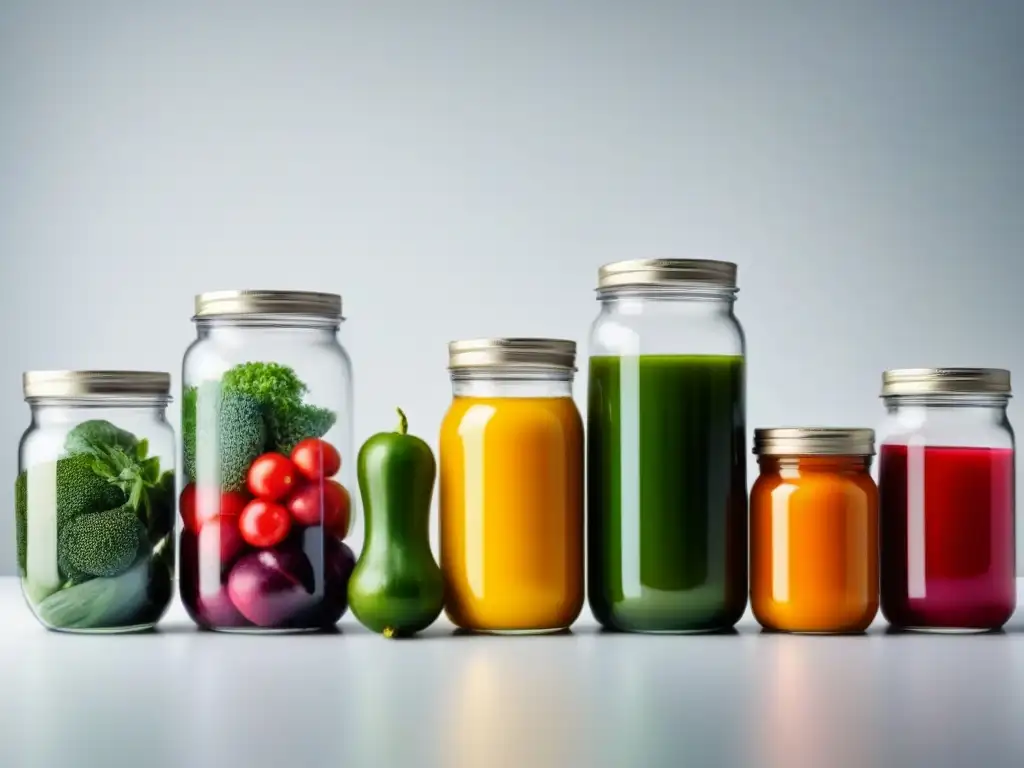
<box><xmin>440</xmin><ymin>396</ymin><xmax>582</xmax><ymax>440</ymax></box>
<box><xmin>876</xmin><ymin>409</ymin><xmax>1015</xmax><ymax>450</ymax></box>
<box><xmin>589</xmin><ymin>308</ymin><xmax>745</xmax><ymax>357</ymax></box>
<box><xmin>751</xmin><ymin>469</ymin><xmax>878</xmax><ymax>507</ymax></box>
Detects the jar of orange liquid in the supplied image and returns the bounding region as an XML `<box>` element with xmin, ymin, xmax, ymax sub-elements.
<box><xmin>440</xmin><ymin>338</ymin><xmax>584</xmax><ymax>633</ymax></box>
<box><xmin>751</xmin><ymin>428</ymin><xmax>879</xmax><ymax>633</ymax></box>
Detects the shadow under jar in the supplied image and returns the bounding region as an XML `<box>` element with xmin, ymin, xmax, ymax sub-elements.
<box><xmin>878</xmin><ymin>368</ymin><xmax>1016</xmax><ymax>633</ymax></box>
<box><xmin>587</xmin><ymin>259</ymin><xmax>747</xmax><ymax>633</ymax></box>
<box><xmin>439</xmin><ymin>338</ymin><xmax>584</xmax><ymax>633</ymax></box>
<box><xmin>180</xmin><ymin>291</ymin><xmax>356</xmax><ymax>633</ymax></box>
<box><xmin>751</xmin><ymin>428</ymin><xmax>879</xmax><ymax>634</ymax></box>
<box><xmin>17</xmin><ymin>371</ymin><xmax>176</xmax><ymax>633</ymax></box>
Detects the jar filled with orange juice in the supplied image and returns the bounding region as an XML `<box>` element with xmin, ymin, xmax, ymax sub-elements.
<box><xmin>751</xmin><ymin>428</ymin><xmax>879</xmax><ymax>634</ymax></box>
<box><xmin>440</xmin><ymin>338</ymin><xmax>584</xmax><ymax>633</ymax></box>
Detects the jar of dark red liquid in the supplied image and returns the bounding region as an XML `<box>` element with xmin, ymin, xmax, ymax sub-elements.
<box><xmin>878</xmin><ymin>368</ymin><xmax>1015</xmax><ymax>632</ymax></box>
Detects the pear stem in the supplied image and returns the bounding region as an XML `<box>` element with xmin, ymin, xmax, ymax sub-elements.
<box><xmin>396</xmin><ymin>408</ymin><xmax>408</xmax><ymax>435</ymax></box>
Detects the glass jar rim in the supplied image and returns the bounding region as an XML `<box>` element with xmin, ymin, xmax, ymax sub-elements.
<box><xmin>753</xmin><ymin>427</ymin><xmax>876</xmax><ymax>456</ymax></box>
<box><xmin>23</xmin><ymin>370</ymin><xmax>171</xmax><ymax>401</ymax></box>
<box><xmin>193</xmin><ymin>290</ymin><xmax>343</xmax><ymax>321</ymax></box>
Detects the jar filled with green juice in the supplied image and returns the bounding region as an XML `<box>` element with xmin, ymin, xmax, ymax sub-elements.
<box><xmin>587</xmin><ymin>259</ymin><xmax>747</xmax><ymax>632</ymax></box>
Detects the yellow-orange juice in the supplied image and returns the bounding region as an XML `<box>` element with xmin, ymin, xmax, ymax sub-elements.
<box><xmin>440</xmin><ymin>395</ymin><xmax>584</xmax><ymax>632</ymax></box>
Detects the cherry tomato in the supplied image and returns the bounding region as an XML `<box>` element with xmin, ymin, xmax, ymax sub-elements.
<box><xmin>179</xmin><ymin>483</ymin><xmax>199</xmax><ymax>533</ymax></box>
<box><xmin>285</xmin><ymin>479</ymin><xmax>349</xmax><ymax>532</ymax></box>
<box><xmin>238</xmin><ymin>499</ymin><xmax>292</xmax><ymax>548</ymax></box>
<box><xmin>197</xmin><ymin>489</ymin><xmax>249</xmax><ymax>529</ymax></box>
<box><xmin>290</xmin><ymin>438</ymin><xmax>342</xmax><ymax>481</ymax></box>
<box><xmin>247</xmin><ymin>453</ymin><xmax>298</xmax><ymax>502</ymax></box>
<box><xmin>327</xmin><ymin>481</ymin><xmax>351</xmax><ymax>538</ymax></box>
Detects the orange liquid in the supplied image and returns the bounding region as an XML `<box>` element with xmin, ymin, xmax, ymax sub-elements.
<box><xmin>440</xmin><ymin>396</ymin><xmax>584</xmax><ymax>632</ymax></box>
<box><xmin>751</xmin><ymin>456</ymin><xmax>878</xmax><ymax>633</ymax></box>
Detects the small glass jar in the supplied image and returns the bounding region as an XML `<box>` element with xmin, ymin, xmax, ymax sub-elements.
<box><xmin>180</xmin><ymin>290</ymin><xmax>356</xmax><ymax>633</ymax></box>
<box><xmin>878</xmin><ymin>368</ymin><xmax>1016</xmax><ymax>632</ymax></box>
<box><xmin>439</xmin><ymin>338</ymin><xmax>584</xmax><ymax>633</ymax></box>
<box><xmin>17</xmin><ymin>371</ymin><xmax>176</xmax><ymax>633</ymax></box>
<box><xmin>587</xmin><ymin>259</ymin><xmax>747</xmax><ymax>633</ymax></box>
<box><xmin>751</xmin><ymin>428</ymin><xmax>879</xmax><ymax>634</ymax></box>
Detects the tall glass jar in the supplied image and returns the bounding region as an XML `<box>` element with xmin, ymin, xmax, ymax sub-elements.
<box><xmin>878</xmin><ymin>368</ymin><xmax>1015</xmax><ymax>632</ymax></box>
<box><xmin>180</xmin><ymin>290</ymin><xmax>356</xmax><ymax>633</ymax></box>
<box><xmin>588</xmin><ymin>259</ymin><xmax>747</xmax><ymax>633</ymax></box>
<box><xmin>439</xmin><ymin>338</ymin><xmax>584</xmax><ymax>633</ymax></box>
<box><xmin>751</xmin><ymin>428</ymin><xmax>879</xmax><ymax>634</ymax></box>
<box><xmin>17</xmin><ymin>371</ymin><xmax>176</xmax><ymax>632</ymax></box>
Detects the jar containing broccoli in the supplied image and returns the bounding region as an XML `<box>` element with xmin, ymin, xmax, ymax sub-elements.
<box><xmin>17</xmin><ymin>371</ymin><xmax>176</xmax><ymax>633</ymax></box>
<box><xmin>180</xmin><ymin>290</ymin><xmax>356</xmax><ymax>633</ymax></box>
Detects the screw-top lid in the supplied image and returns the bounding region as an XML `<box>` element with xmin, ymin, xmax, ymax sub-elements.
<box><xmin>881</xmin><ymin>368</ymin><xmax>1011</xmax><ymax>397</ymax></box>
<box><xmin>597</xmin><ymin>259</ymin><xmax>738</xmax><ymax>291</ymax></box>
<box><xmin>447</xmin><ymin>338</ymin><xmax>577</xmax><ymax>371</ymax></box>
<box><xmin>753</xmin><ymin>427</ymin><xmax>876</xmax><ymax>457</ymax></box>
<box><xmin>194</xmin><ymin>290</ymin><xmax>342</xmax><ymax>319</ymax></box>
<box><xmin>23</xmin><ymin>371</ymin><xmax>172</xmax><ymax>400</ymax></box>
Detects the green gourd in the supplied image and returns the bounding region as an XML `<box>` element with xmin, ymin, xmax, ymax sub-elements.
<box><xmin>349</xmin><ymin>408</ymin><xmax>444</xmax><ymax>637</ymax></box>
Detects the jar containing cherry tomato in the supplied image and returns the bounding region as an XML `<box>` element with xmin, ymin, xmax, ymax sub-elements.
<box><xmin>180</xmin><ymin>291</ymin><xmax>356</xmax><ymax>632</ymax></box>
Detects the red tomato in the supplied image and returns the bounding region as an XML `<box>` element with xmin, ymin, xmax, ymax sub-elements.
<box><xmin>238</xmin><ymin>499</ymin><xmax>292</xmax><ymax>548</ymax></box>
<box><xmin>290</xmin><ymin>438</ymin><xmax>342</xmax><ymax>481</ymax></box>
<box><xmin>285</xmin><ymin>479</ymin><xmax>348</xmax><ymax>530</ymax></box>
<box><xmin>328</xmin><ymin>481</ymin><xmax>351</xmax><ymax>539</ymax></box>
<box><xmin>179</xmin><ymin>483</ymin><xmax>199</xmax><ymax>533</ymax></box>
<box><xmin>196</xmin><ymin>489</ymin><xmax>249</xmax><ymax>529</ymax></box>
<box><xmin>247</xmin><ymin>453</ymin><xmax>298</xmax><ymax>501</ymax></box>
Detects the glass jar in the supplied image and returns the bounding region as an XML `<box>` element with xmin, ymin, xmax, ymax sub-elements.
<box><xmin>17</xmin><ymin>371</ymin><xmax>176</xmax><ymax>632</ymax></box>
<box><xmin>588</xmin><ymin>259</ymin><xmax>747</xmax><ymax>633</ymax></box>
<box><xmin>439</xmin><ymin>338</ymin><xmax>584</xmax><ymax>633</ymax></box>
<box><xmin>180</xmin><ymin>290</ymin><xmax>356</xmax><ymax>633</ymax></box>
<box><xmin>878</xmin><ymin>368</ymin><xmax>1015</xmax><ymax>632</ymax></box>
<box><xmin>750</xmin><ymin>428</ymin><xmax>879</xmax><ymax>634</ymax></box>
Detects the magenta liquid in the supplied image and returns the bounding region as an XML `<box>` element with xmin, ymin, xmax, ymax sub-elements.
<box><xmin>879</xmin><ymin>444</ymin><xmax>1016</xmax><ymax>630</ymax></box>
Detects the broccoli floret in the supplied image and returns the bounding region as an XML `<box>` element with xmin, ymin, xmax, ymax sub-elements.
<box><xmin>56</xmin><ymin>454</ymin><xmax>127</xmax><ymax>528</ymax></box>
<box><xmin>182</xmin><ymin>385</ymin><xmax>198</xmax><ymax>480</ymax></box>
<box><xmin>217</xmin><ymin>391</ymin><xmax>267</xmax><ymax>490</ymax></box>
<box><xmin>269</xmin><ymin>403</ymin><xmax>337</xmax><ymax>455</ymax></box>
<box><xmin>222</xmin><ymin>362</ymin><xmax>307</xmax><ymax>413</ymax></box>
<box><xmin>58</xmin><ymin>503</ymin><xmax>144</xmax><ymax>579</ymax></box>
<box><xmin>15</xmin><ymin>471</ymin><xmax>27</xmax><ymax>573</ymax></box>
<box><xmin>186</xmin><ymin>383</ymin><xmax>267</xmax><ymax>491</ymax></box>
<box><xmin>15</xmin><ymin>454</ymin><xmax>127</xmax><ymax>576</ymax></box>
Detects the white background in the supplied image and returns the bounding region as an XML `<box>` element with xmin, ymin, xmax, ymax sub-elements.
<box><xmin>1</xmin><ymin>1</ymin><xmax>1022</xmax><ymax>574</ymax></box>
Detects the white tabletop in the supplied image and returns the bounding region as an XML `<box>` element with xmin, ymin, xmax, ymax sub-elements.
<box><xmin>1</xmin><ymin>577</ymin><xmax>1022</xmax><ymax>768</ymax></box>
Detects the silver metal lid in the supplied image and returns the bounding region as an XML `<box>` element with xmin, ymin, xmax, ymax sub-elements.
<box><xmin>597</xmin><ymin>259</ymin><xmax>738</xmax><ymax>290</ymax></box>
<box><xmin>447</xmin><ymin>338</ymin><xmax>577</xmax><ymax>371</ymax></box>
<box><xmin>753</xmin><ymin>427</ymin><xmax>876</xmax><ymax>457</ymax></box>
<box><xmin>194</xmin><ymin>290</ymin><xmax>343</xmax><ymax>319</ymax></box>
<box><xmin>23</xmin><ymin>370</ymin><xmax>172</xmax><ymax>400</ymax></box>
<box><xmin>882</xmin><ymin>368</ymin><xmax>1011</xmax><ymax>397</ymax></box>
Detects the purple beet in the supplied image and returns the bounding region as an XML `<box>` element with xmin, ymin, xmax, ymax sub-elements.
<box><xmin>180</xmin><ymin>531</ymin><xmax>250</xmax><ymax>628</ymax></box>
<box><xmin>321</xmin><ymin>537</ymin><xmax>356</xmax><ymax>625</ymax></box>
<box><xmin>198</xmin><ymin>515</ymin><xmax>247</xmax><ymax>569</ymax></box>
<box><xmin>227</xmin><ymin>548</ymin><xmax>317</xmax><ymax>628</ymax></box>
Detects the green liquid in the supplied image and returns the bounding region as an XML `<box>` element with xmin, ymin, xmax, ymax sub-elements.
<box><xmin>587</xmin><ymin>354</ymin><xmax>747</xmax><ymax>632</ymax></box>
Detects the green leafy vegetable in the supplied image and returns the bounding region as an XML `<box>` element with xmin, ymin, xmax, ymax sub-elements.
<box><xmin>15</xmin><ymin>471</ymin><xmax>27</xmax><ymax>573</ymax></box>
<box><xmin>184</xmin><ymin>382</ymin><xmax>267</xmax><ymax>490</ymax></box>
<box><xmin>65</xmin><ymin>420</ymin><xmax>139</xmax><ymax>458</ymax></box>
<box><xmin>35</xmin><ymin>557</ymin><xmax>153</xmax><ymax>630</ymax></box>
<box><xmin>87</xmin><ymin>439</ymin><xmax>164</xmax><ymax>521</ymax></box>
<box><xmin>182</xmin><ymin>385</ymin><xmax>198</xmax><ymax>480</ymax></box>
<box><xmin>220</xmin><ymin>361</ymin><xmax>335</xmax><ymax>454</ymax></box>
<box><xmin>54</xmin><ymin>454</ymin><xmax>128</xmax><ymax>528</ymax></box>
<box><xmin>269</xmin><ymin>403</ymin><xmax>337</xmax><ymax>455</ymax></box>
<box><xmin>222</xmin><ymin>362</ymin><xmax>307</xmax><ymax>414</ymax></box>
<box><xmin>57</xmin><ymin>503</ymin><xmax>144</xmax><ymax>579</ymax></box>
